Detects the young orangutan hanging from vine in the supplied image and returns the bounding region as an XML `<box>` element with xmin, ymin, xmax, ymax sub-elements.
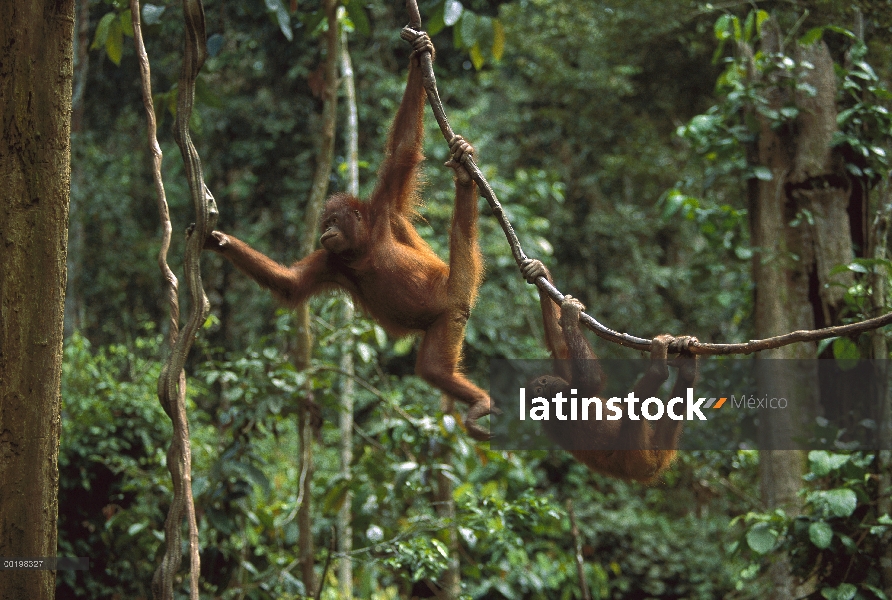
<box><xmin>521</xmin><ymin>259</ymin><xmax>699</xmax><ymax>482</ymax></box>
<box><xmin>198</xmin><ymin>29</ymin><xmax>493</xmax><ymax>440</ymax></box>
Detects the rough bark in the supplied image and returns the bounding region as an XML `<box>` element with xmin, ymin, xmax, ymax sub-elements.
<box><xmin>744</xmin><ymin>21</ymin><xmax>853</xmax><ymax>600</ymax></box>
<box><xmin>0</xmin><ymin>0</ymin><xmax>74</xmax><ymax>597</ymax></box>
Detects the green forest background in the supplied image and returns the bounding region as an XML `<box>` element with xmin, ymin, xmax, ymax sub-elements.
<box><xmin>58</xmin><ymin>0</ymin><xmax>892</xmax><ymax>598</ymax></box>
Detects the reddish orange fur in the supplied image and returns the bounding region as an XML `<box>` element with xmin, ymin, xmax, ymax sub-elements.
<box><xmin>203</xmin><ymin>38</ymin><xmax>492</xmax><ymax>440</ymax></box>
<box><xmin>526</xmin><ymin>262</ymin><xmax>697</xmax><ymax>483</ymax></box>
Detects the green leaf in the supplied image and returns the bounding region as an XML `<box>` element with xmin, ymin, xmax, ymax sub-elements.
<box><xmin>453</xmin><ymin>482</ymin><xmax>472</xmax><ymax>500</ymax></box>
<box><xmin>469</xmin><ymin>42</ymin><xmax>484</xmax><ymax>70</ymax></box>
<box><xmin>393</xmin><ymin>337</ymin><xmax>414</xmax><ymax>356</ymax></box>
<box><xmin>862</xmin><ymin>584</ymin><xmax>889</xmax><ymax>600</ymax></box>
<box><xmin>452</xmin><ymin>15</ymin><xmax>463</xmax><ymax>49</ymax></box>
<box><xmin>106</xmin><ymin>17</ymin><xmax>124</xmax><ymax>65</ymax></box>
<box><xmin>809</xmin><ymin>521</ymin><xmax>833</xmax><ymax>548</ymax></box>
<box><xmin>492</xmin><ymin>19</ymin><xmax>505</xmax><ymax>61</ymax></box>
<box><xmin>91</xmin><ymin>12</ymin><xmax>116</xmax><ymax>51</ymax></box>
<box><xmin>714</xmin><ymin>14</ymin><xmax>733</xmax><ymax>41</ymax></box>
<box><xmin>374</xmin><ymin>324</ymin><xmax>387</xmax><ymax>348</ymax></box>
<box><xmin>743</xmin><ymin>11</ymin><xmax>755</xmax><ymax>42</ymax></box>
<box><xmin>825</xmin><ymin>488</ymin><xmax>858</xmax><ymax>518</ymax></box>
<box><xmin>838</xmin><ymin>534</ymin><xmax>856</xmax><ymax>552</ymax></box>
<box><xmin>460</xmin><ymin>11</ymin><xmax>477</xmax><ymax>49</ymax></box>
<box><xmin>799</xmin><ymin>26</ymin><xmax>824</xmax><ymax>46</ymax></box>
<box><xmin>711</xmin><ymin>39</ymin><xmax>727</xmax><ymax>64</ymax></box>
<box><xmin>732</xmin><ymin>16</ymin><xmax>743</xmax><ymax>41</ymax></box>
<box><xmin>734</xmin><ymin>246</ymin><xmax>752</xmax><ymax>260</ymax></box>
<box><xmin>820</xmin><ymin>583</ymin><xmax>857</xmax><ymax>600</ymax></box>
<box><xmin>755</xmin><ymin>10</ymin><xmax>769</xmax><ymax>32</ymax></box>
<box><xmin>427</xmin><ymin>0</ymin><xmax>446</xmax><ymax>36</ymax></box>
<box><xmin>481</xmin><ymin>480</ymin><xmax>499</xmax><ymax>497</ymax></box>
<box><xmin>121</xmin><ymin>9</ymin><xmax>134</xmax><ymax>37</ymax></box>
<box><xmin>357</xmin><ymin>342</ymin><xmax>373</xmax><ymax>363</ymax></box>
<box><xmin>431</xmin><ymin>538</ymin><xmax>449</xmax><ymax>560</ymax></box>
<box><xmin>241</xmin><ymin>462</ymin><xmax>271</xmax><ymax>493</ymax></box>
<box><xmin>823</xmin><ymin>25</ymin><xmax>857</xmax><ymax>39</ymax></box>
<box><xmin>832</xmin><ymin>337</ymin><xmax>860</xmax><ymax>364</ymax></box>
<box><xmin>347</xmin><ymin>3</ymin><xmax>369</xmax><ymax>37</ymax></box>
<box><xmin>746</xmin><ymin>523</ymin><xmax>778</xmax><ymax>554</ymax></box>
<box><xmin>808</xmin><ymin>450</ymin><xmax>849</xmax><ymax>476</ymax></box>
<box><xmin>128</xmin><ymin>522</ymin><xmax>147</xmax><ymax>535</ymax></box>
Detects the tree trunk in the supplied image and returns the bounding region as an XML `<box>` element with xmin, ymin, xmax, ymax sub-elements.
<box><xmin>337</xmin><ymin>27</ymin><xmax>358</xmax><ymax>600</ymax></box>
<box><xmin>434</xmin><ymin>396</ymin><xmax>461</xmax><ymax>598</ymax></box>
<box><xmin>743</xmin><ymin>21</ymin><xmax>854</xmax><ymax>599</ymax></box>
<box><xmin>0</xmin><ymin>0</ymin><xmax>74</xmax><ymax>598</ymax></box>
<box><xmin>869</xmin><ymin>181</ymin><xmax>892</xmax><ymax>595</ymax></box>
<box><xmin>294</xmin><ymin>0</ymin><xmax>340</xmax><ymax>593</ymax></box>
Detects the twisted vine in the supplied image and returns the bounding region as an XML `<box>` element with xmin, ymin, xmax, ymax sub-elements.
<box><xmin>131</xmin><ymin>0</ymin><xmax>213</xmax><ymax>596</ymax></box>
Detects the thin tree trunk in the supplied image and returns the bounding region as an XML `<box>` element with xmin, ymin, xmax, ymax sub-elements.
<box><xmin>567</xmin><ymin>501</ymin><xmax>592</xmax><ymax>600</ymax></box>
<box><xmin>870</xmin><ymin>181</ymin><xmax>892</xmax><ymax>595</ymax></box>
<box><xmin>435</xmin><ymin>396</ymin><xmax>461</xmax><ymax>598</ymax></box>
<box><xmin>337</xmin><ymin>26</ymin><xmax>358</xmax><ymax>600</ymax></box>
<box><xmin>295</xmin><ymin>0</ymin><xmax>340</xmax><ymax>593</ymax></box>
<box><xmin>296</xmin><ymin>405</ymin><xmax>317</xmax><ymax>593</ymax></box>
<box><xmin>0</xmin><ymin>0</ymin><xmax>74</xmax><ymax>598</ymax></box>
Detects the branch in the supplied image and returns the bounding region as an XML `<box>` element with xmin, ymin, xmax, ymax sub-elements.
<box><xmin>401</xmin><ymin>1</ymin><xmax>892</xmax><ymax>357</ymax></box>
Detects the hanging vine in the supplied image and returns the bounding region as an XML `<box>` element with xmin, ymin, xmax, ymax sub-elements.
<box><xmin>131</xmin><ymin>0</ymin><xmax>214</xmax><ymax>596</ymax></box>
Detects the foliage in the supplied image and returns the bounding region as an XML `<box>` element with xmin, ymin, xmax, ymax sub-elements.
<box><xmin>59</xmin><ymin>321</ymin><xmax>749</xmax><ymax>597</ymax></box>
<box><xmin>734</xmin><ymin>452</ymin><xmax>891</xmax><ymax>600</ymax></box>
<box><xmin>833</xmin><ymin>39</ymin><xmax>892</xmax><ymax>186</ymax></box>
<box><xmin>58</xmin><ymin>331</ymin><xmax>172</xmax><ymax>599</ymax></box>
